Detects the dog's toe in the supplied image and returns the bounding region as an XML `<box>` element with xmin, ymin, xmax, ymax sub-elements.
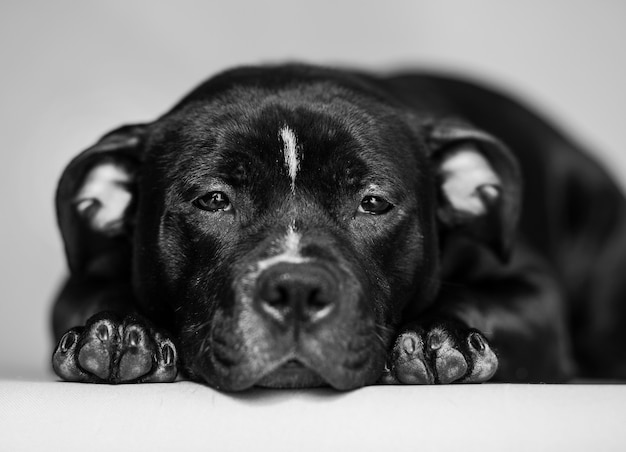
<box><xmin>391</xmin><ymin>330</ymin><xmax>434</xmax><ymax>384</ymax></box>
<box><xmin>385</xmin><ymin>322</ymin><xmax>498</xmax><ymax>385</ymax></box>
<box><xmin>427</xmin><ymin>327</ymin><xmax>468</xmax><ymax>384</ymax></box>
<box><xmin>53</xmin><ymin>313</ymin><xmax>178</xmax><ymax>384</ymax></box>
<box><xmin>118</xmin><ymin>322</ymin><xmax>154</xmax><ymax>382</ymax></box>
<box><xmin>142</xmin><ymin>332</ymin><xmax>178</xmax><ymax>383</ymax></box>
<box><xmin>462</xmin><ymin>331</ymin><xmax>498</xmax><ymax>383</ymax></box>
<box><xmin>77</xmin><ymin>318</ymin><xmax>118</xmax><ymax>380</ymax></box>
<box><xmin>52</xmin><ymin>328</ymin><xmax>90</xmax><ymax>382</ymax></box>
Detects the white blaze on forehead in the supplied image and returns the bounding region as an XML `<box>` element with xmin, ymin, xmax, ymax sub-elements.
<box><xmin>251</xmin><ymin>126</ymin><xmax>304</xmax><ymax>276</ymax></box>
<box><xmin>280</xmin><ymin>126</ymin><xmax>300</xmax><ymax>192</ymax></box>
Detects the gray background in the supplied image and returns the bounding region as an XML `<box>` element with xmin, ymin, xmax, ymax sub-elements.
<box><xmin>1</xmin><ymin>0</ymin><xmax>624</xmax><ymax>377</ymax></box>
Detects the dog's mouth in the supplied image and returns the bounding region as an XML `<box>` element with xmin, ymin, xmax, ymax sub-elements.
<box><xmin>281</xmin><ymin>359</ymin><xmax>306</xmax><ymax>369</ymax></box>
<box><xmin>195</xmin><ymin>259</ymin><xmax>386</xmax><ymax>391</ymax></box>
<box><xmin>255</xmin><ymin>358</ymin><xmax>327</xmax><ymax>389</ymax></box>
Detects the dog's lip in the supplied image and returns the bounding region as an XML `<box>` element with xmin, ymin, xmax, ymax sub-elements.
<box><xmin>255</xmin><ymin>358</ymin><xmax>327</xmax><ymax>388</ymax></box>
<box><xmin>281</xmin><ymin>359</ymin><xmax>305</xmax><ymax>369</ymax></box>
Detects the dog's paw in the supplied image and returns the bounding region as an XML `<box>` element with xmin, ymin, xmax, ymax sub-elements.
<box><xmin>380</xmin><ymin>322</ymin><xmax>498</xmax><ymax>384</ymax></box>
<box><xmin>52</xmin><ymin>312</ymin><xmax>178</xmax><ymax>384</ymax></box>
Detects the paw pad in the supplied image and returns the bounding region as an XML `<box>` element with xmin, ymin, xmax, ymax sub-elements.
<box><xmin>391</xmin><ymin>329</ymin><xmax>434</xmax><ymax>384</ymax></box>
<box><xmin>383</xmin><ymin>323</ymin><xmax>498</xmax><ymax>385</ymax></box>
<box><xmin>53</xmin><ymin>313</ymin><xmax>178</xmax><ymax>384</ymax></box>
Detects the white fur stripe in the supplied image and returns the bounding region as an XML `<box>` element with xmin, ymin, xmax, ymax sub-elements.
<box><xmin>284</xmin><ymin>222</ymin><xmax>300</xmax><ymax>255</ymax></box>
<box><xmin>256</xmin><ymin>223</ymin><xmax>305</xmax><ymax>272</ymax></box>
<box><xmin>280</xmin><ymin>126</ymin><xmax>300</xmax><ymax>192</ymax></box>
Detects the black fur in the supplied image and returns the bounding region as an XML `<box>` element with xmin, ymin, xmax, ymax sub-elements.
<box><xmin>52</xmin><ymin>64</ymin><xmax>626</xmax><ymax>390</ymax></box>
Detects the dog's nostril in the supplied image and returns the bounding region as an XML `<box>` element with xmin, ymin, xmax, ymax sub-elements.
<box><xmin>265</xmin><ymin>287</ymin><xmax>290</xmax><ymax>308</ymax></box>
<box><xmin>307</xmin><ymin>289</ymin><xmax>332</xmax><ymax>312</ymax></box>
<box><xmin>255</xmin><ymin>263</ymin><xmax>338</xmax><ymax>325</ymax></box>
<box><xmin>258</xmin><ymin>284</ymin><xmax>293</xmax><ymax>324</ymax></box>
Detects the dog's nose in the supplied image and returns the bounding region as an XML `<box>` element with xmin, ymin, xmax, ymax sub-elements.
<box><xmin>255</xmin><ymin>262</ymin><xmax>337</xmax><ymax>326</ymax></box>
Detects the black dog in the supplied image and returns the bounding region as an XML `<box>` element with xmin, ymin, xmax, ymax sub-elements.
<box><xmin>52</xmin><ymin>64</ymin><xmax>626</xmax><ymax>391</ymax></box>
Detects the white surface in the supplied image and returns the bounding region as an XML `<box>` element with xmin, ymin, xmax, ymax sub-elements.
<box><xmin>2</xmin><ymin>380</ymin><xmax>625</xmax><ymax>451</ymax></box>
<box><xmin>1</xmin><ymin>5</ymin><xmax>625</xmax><ymax>449</ymax></box>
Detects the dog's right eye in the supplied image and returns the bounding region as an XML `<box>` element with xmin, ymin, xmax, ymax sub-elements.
<box><xmin>358</xmin><ymin>195</ymin><xmax>393</xmax><ymax>215</ymax></box>
<box><xmin>192</xmin><ymin>191</ymin><xmax>232</xmax><ymax>212</ymax></box>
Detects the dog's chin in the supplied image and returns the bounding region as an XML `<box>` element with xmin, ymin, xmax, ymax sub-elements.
<box><xmin>255</xmin><ymin>360</ymin><xmax>327</xmax><ymax>389</ymax></box>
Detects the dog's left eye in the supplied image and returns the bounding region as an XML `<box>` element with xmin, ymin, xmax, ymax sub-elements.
<box><xmin>358</xmin><ymin>196</ymin><xmax>393</xmax><ymax>215</ymax></box>
<box><xmin>193</xmin><ymin>191</ymin><xmax>232</xmax><ymax>212</ymax></box>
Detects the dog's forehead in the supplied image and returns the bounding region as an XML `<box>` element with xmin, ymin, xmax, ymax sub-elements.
<box><xmin>153</xmin><ymin>84</ymin><xmax>418</xmax><ymax>199</ymax></box>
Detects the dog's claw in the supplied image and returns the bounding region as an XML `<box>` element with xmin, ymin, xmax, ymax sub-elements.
<box><xmin>162</xmin><ymin>344</ymin><xmax>174</xmax><ymax>366</ymax></box>
<box><xmin>382</xmin><ymin>322</ymin><xmax>497</xmax><ymax>385</ymax></box>
<box><xmin>142</xmin><ymin>333</ymin><xmax>178</xmax><ymax>383</ymax></box>
<box><xmin>59</xmin><ymin>330</ymin><xmax>76</xmax><ymax>353</ymax></box>
<box><xmin>53</xmin><ymin>329</ymin><xmax>90</xmax><ymax>382</ymax></box>
<box><xmin>52</xmin><ymin>313</ymin><xmax>178</xmax><ymax>384</ymax></box>
<box><xmin>96</xmin><ymin>323</ymin><xmax>111</xmax><ymax>341</ymax></box>
<box><xmin>464</xmin><ymin>331</ymin><xmax>498</xmax><ymax>382</ymax></box>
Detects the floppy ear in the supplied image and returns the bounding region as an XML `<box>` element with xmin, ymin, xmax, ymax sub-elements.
<box><xmin>56</xmin><ymin>124</ymin><xmax>148</xmax><ymax>276</ymax></box>
<box><xmin>429</xmin><ymin>119</ymin><xmax>522</xmax><ymax>261</ymax></box>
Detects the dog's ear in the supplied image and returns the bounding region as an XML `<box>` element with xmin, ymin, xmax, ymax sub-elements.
<box><xmin>429</xmin><ymin>119</ymin><xmax>522</xmax><ymax>261</ymax></box>
<box><xmin>56</xmin><ymin>124</ymin><xmax>148</xmax><ymax>276</ymax></box>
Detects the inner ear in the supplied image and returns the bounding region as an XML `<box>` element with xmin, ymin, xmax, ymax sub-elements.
<box><xmin>438</xmin><ymin>143</ymin><xmax>502</xmax><ymax>221</ymax></box>
<box><xmin>428</xmin><ymin>120</ymin><xmax>521</xmax><ymax>261</ymax></box>
<box><xmin>435</xmin><ymin>139</ymin><xmax>520</xmax><ymax>261</ymax></box>
<box><xmin>74</xmin><ymin>160</ymin><xmax>135</xmax><ymax>236</ymax></box>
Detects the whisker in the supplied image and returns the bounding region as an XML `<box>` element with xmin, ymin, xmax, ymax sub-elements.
<box><xmin>374</xmin><ymin>323</ymin><xmax>395</xmax><ymax>352</ymax></box>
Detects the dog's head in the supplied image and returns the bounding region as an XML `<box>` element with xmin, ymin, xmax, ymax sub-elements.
<box><xmin>57</xmin><ymin>65</ymin><xmax>520</xmax><ymax>390</ymax></box>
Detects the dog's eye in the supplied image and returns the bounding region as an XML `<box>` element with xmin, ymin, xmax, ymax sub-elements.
<box><xmin>193</xmin><ymin>191</ymin><xmax>232</xmax><ymax>212</ymax></box>
<box><xmin>359</xmin><ymin>196</ymin><xmax>393</xmax><ymax>215</ymax></box>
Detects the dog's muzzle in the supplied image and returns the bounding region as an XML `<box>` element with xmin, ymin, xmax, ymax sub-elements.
<box><xmin>191</xmin><ymin>253</ymin><xmax>384</xmax><ymax>391</ymax></box>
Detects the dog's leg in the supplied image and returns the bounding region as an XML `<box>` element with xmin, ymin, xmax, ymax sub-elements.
<box><xmin>571</xmin><ymin>231</ymin><xmax>626</xmax><ymax>378</ymax></box>
<box><xmin>381</xmin><ymin>318</ymin><xmax>499</xmax><ymax>385</ymax></box>
<box><xmin>52</xmin><ymin>278</ymin><xmax>179</xmax><ymax>384</ymax></box>
<box><xmin>52</xmin><ymin>310</ymin><xmax>178</xmax><ymax>384</ymax></box>
<box><xmin>383</xmin><ymin>250</ymin><xmax>575</xmax><ymax>384</ymax></box>
<box><xmin>52</xmin><ymin>127</ymin><xmax>180</xmax><ymax>384</ymax></box>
